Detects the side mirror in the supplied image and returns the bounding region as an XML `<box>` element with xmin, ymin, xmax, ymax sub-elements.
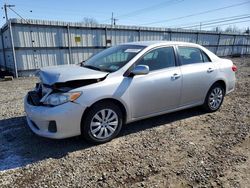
<box><xmin>131</xmin><ymin>65</ymin><xmax>149</xmax><ymax>76</ymax></box>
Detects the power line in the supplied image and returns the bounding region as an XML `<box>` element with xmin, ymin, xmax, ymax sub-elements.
<box><xmin>179</xmin><ymin>15</ymin><xmax>250</xmax><ymax>29</ymax></box>
<box><xmin>141</xmin><ymin>1</ymin><xmax>250</xmax><ymax>26</ymax></box>
<box><xmin>2</xmin><ymin>4</ymin><xmax>107</xmax><ymax>24</ymax></box>
<box><xmin>170</xmin><ymin>14</ymin><xmax>250</xmax><ymax>28</ymax></box>
<box><xmin>2</xmin><ymin>3</ymin><xmax>30</xmax><ymax>23</ymax></box>
<box><xmin>13</xmin><ymin>6</ymin><xmax>107</xmax><ymax>18</ymax></box>
<box><xmin>116</xmin><ymin>0</ymin><xmax>184</xmax><ymax>19</ymax></box>
<box><xmin>1</xmin><ymin>3</ymin><xmax>110</xmax><ymax>24</ymax></box>
<box><xmin>8</xmin><ymin>7</ymin><xmax>28</xmax><ymax>22</ymax></box>
<box><xmin>200</xmin><ymin>19</ymin><xmax>250</xmax><ymax>29</ymax></box>
<box><xmin>100</xmin><ymin>0</ymin><xmax>184</xmax><ymax>23</ymax></box>
<box><xmin>14</xmin><ymin>3</ymin><xmax>110</xmax><ymax>16</ymax></box>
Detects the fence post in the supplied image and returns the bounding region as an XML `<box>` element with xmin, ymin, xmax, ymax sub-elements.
<box><xmin>138</xmin><ymin>28</ymin><xmax>141</xmax><ymax>41</ymax></box>
<box><xmin>67</xmin><ymin>24</ymin><xmax>72</xmax><ymax>65</ymax></box>
<box><xmin>247</xmin><ymin>35</ymin><xmax>250</xmax><ymax>55</ymax></box>
<box><xmin>216</xmin><ymin>33</ymin><xmax>221</xmax><ymax>56</ymax></box>
<box><xmin>169</xmin><ymin>29</ymin><xmax>172</xmax><ymax>41</ymax></box>
<box><xmin>246</xmin><ymin>34</ymin><xmax>250</xmax><ymax>55</ymax></box>
<box><xmin>196</xmin><ymin>32</ymin><xmax>199</xmax><ymax>44</ymax></box>
<box><xmin>1</xmin><ymin>28</ymin><xmax>7</xmax><ymax>69</ymax></box>
<box><xmin>232</xmin><ymin>35</ymin><xmax>237</xmax><ymax>56</ymax></box>
<box><xmin>9</xmin><ymin>20</ymin><xmax>18</xmax><ymax>78</ymax></box>
<box><xmin>105</xmin><ymin>26</ymin><xmax>108</xmax><ymax>47</ymax></box>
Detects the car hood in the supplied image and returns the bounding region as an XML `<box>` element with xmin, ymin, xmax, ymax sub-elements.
<box><xmin>38</xmin><ymin>65</ymin><xmax>108</xmax><ymax>85</ymax></box>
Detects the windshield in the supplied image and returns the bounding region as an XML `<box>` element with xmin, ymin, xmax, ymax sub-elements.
<box><xmin>83</xmin><ymin>45</ymin><xmax>145</xmax><ymax>72</ymax></box>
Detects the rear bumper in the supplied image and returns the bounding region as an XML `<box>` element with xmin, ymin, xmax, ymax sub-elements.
<box><xmin>24</xmin><ymin>95</ymin><xmax>86</xmax><ymax>139</ymax></box>
<box><xmin>226</xmin><ymin>78</ymin><xmax>236</xmax><ymax>95</ymax></box>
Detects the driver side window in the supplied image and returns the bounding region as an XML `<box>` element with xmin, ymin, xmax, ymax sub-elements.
<box><xmin>136</xmin><ymin>47</ymin><xmax>176</xmax><ymax>71</ymax></box>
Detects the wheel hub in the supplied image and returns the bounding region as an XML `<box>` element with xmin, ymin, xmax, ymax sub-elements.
<box><xmin>209</xmin><ymin>87</ymin><xmax>223</xmax><ymax>110</ymax></box>
<box><xmin>90</xmin><ymin>109</ymin><xmax>118</xmax><ymax>139</ymax></box>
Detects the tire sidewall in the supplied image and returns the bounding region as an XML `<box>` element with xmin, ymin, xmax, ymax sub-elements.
<box><xmin>82</xmin><ymin>102</ymin><xmax>123</xmax><ymax>143</ymax></box>
<box><xmin>204</xmin><ymin>83</ymin><xmax>225</xmax><ymax>112</ymax></box>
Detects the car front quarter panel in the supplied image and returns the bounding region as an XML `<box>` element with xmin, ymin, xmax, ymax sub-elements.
<box><xmin>72</xmin><ymin>75</ymin><xmax>131</xmax><ymax>121</ymax></box>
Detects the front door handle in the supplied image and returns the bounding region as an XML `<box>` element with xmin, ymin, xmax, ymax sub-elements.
<box><xmin>171</xmin><ymin>73</ymin><xmax>181</xmax><ymax>80</ymax></box>
<box><xmin>207</xmin><ymin>68</ymin><xmax>214</xmax><ymax>73</ymax></box>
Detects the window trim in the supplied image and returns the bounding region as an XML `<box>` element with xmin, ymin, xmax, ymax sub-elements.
<box><xmin>124</xmin><ymin>45</ymin><xmax>178</xmax><ymax>76</ymax></box>
<box><xmin>200</xmin><ymin>50</ymin><xmax>211</xmax><ymax>62</ymax></box>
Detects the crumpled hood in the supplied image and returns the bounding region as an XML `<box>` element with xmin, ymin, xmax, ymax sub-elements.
<box><xmin>38</xmin><ymin>65</ymin><xmax>108</xmax><ymax>85</ymax></box>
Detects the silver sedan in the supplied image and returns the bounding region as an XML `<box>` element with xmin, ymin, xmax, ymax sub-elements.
<box><xmin>24</xmin><ymin>41</ymin><xmax>237</xmax><ymax>143</ymax></box>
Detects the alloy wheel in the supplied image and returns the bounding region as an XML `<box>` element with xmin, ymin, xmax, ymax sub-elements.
<box><xmin>90</xmin><ymin>109</ymin><xmax>119</xmax><ymax>139</ymax></box>
<box><xmin>209</xmin><ymin>87</ymin><xmax>223</xmax><ymax>110</ymax></box>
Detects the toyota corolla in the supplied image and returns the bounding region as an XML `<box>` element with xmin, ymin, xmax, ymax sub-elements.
<box><xmin>24</xmin><ymin>41</ymin><xmax>236</xmax><ymax>143</ymax></box>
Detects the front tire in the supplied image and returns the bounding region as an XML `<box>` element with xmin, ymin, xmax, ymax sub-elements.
<box><xmin>203</xmin><ymin>83</ymin><xmax>225</xmax><ymax>112</ymax></box>
<box><xmin>82</xmin><ymin>102</ymin><xmax>123</xmax><ymax>143</ymax></box>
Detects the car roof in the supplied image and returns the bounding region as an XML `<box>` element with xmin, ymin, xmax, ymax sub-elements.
<box><xmin>122</xmin><ymin>40</ymin><xmax>220</xmax><ymax>61</ymax></box>
<box><xmin>123</xmin><ymin>41</ymin><xmax>201</xmax><ymax>48</ymax></box>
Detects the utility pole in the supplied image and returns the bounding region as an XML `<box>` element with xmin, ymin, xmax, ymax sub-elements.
<box><xmin>111</xmin><ymin>12</ymin><xmax>114</xmax><ymax>27</ymax></box>
<box><xmin>114</xmin><ymin>18</ymin><xmax>118</xmax><ymax>26</ymax></box>
<box><xmin>199</xmin><ymin>22</ymin><xmax>202</xmax><ymax>31</ymax></box>
<box><xmin>111</xmin><ymin>12</ymin><xmax>118</xmax><ymax>26</ymax></box>
<box><xmin>4</xmin><ymin>4</ymin><xmax>8</xmax><ymax>21</ymax></box>
<box><xmin>3</xmin><ymin>4</ymin><xmax>15</xmax><ymax>22</ymax></box>
<box><xmin>3</xmin><ymin>4</ymin><xmax>29</xmax><ymax>23</ymax></box>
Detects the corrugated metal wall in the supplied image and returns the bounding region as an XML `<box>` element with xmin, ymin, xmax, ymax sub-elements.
<box><xmin>0</xmin><ymin>18</ymin><xmax>249</xmax><ymax>77</ymax></box>
<box><xmin>0</xmin><ymin>31</ymin><xmax>4</xmax><ymax>68</ymax></box>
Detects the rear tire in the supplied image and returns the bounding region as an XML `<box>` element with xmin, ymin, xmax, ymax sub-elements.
<box><xmin>82</xmin><ymin>102</ymin><xmax>123</xmax><ymax>143</ymax></box>
<box><xmin>203</xmin><ymin>83</ymin><xmax>225</xmax><ymax>112</ymax></box>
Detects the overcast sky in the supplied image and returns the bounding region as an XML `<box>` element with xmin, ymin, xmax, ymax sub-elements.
<box><xmin>1</xmin><ymin>0</ymin><xmax>250</xmax><ymax>31</ymax></box>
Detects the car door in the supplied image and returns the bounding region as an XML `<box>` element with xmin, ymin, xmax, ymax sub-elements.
<box><xmin>177</xmin><ymin>46</ymin><xmax>217</xmax><ymax>106</ymax></box>
<box><xmin>128</xmin><ymin>46</ymin><xmax>182</xmax><ymax>119</ymax></box>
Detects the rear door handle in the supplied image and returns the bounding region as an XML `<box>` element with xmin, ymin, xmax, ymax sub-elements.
<box><xmin>207</xmin><ymin>68</ymin><xmax>214</xmax><ymax>73</ymax></box>
<box><xmin>171</xmin><ymin>73</ymin><xmax>181</xmax><ymax>80</ymax></box>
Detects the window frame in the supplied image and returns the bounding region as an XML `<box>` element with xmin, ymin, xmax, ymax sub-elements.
<box><xmin>176</xmin><ymin>45</ymin><xmax>212</xmax><ymax>66</ymax></box>
<box><xmin>125</xmin><ymin>45</ymin><xmax>178</xmax><ymax>75</ymax></box>
<box><xmin>201</xmin><ymin>50</ymin><xmax>211</xmax><ymax>62</ymax></box>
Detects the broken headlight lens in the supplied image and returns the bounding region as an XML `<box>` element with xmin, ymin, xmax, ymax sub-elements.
<box><xmin>43</xmin><ymin>92</ymin><xmax>81</xmax><ymax>106</ymax></box>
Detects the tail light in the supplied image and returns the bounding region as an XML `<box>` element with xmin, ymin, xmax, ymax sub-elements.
<box><xmin>232</xmin><ymin>64</ymin><xmax>237</xmax><ymax>72</ymax></box>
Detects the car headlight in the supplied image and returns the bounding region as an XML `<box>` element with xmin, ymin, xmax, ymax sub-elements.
<box><xmin>43</xmin><ymin>92</ymin><xmax>81</xmax><ymax>106</ymax></box>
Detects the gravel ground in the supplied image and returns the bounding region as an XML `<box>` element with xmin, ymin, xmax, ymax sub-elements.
<box><xmin>0</xmin><ymin>57</ymin><xmax>249</xmax><ymax>187</ymax></box>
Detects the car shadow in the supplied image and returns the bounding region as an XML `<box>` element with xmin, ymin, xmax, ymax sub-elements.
<box><xmin>0</xmin><ymin>107</ymin><xmax>205</xmax><ymax>171</ymax></box>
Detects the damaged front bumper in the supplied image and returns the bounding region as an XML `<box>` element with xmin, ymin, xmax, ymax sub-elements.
<box><xmin>24</xmin><ymin>95</ymin><xmax>86</xmax><ymax>139</ymax></box>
